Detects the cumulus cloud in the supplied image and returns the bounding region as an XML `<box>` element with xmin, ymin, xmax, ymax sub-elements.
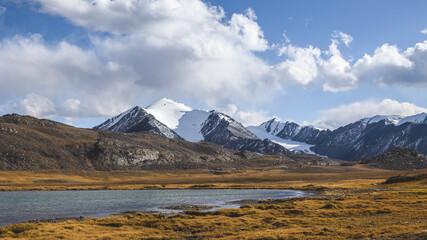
<box><xmin>216</xmin><ymin>103</ymin><xmax>269</xmax><ymax>126</ymax></box>
<box><xmin>421</xmin><ymin>28</ymin><xmax>427</xmax><ymax>34</ymax></box>
<box><xmin>216</xmin><ymin>104</ymin><xmax>238</xmax><ymax>116</ymax></box>
<box><xmin>273</xmin><ymin>30</ymin><xmax>357</xmax><ymax>91</ymax></box>
<box><xmin>312</xmin><ymin>99</ymin><xmax>427</xmax><ymax>129</ymax></box>
<box><xmin>234</xmin><ymin>110</ymin><xmax>270</xmax><ymax>127</ymax></box>
<box><xmin>320</xmin><ymin>36</ymin><xmax>357</xmax><ymax>92</ymax></box>
<box><xmin>274</xmin><ymin>44</ymin><xmax>321</xmax><ymax>85</ymax></box>
<box><xmin>275</xmin><ymin>31</ymin><xmax>427</xmax><ymax>92</ymax></box>
<box><xmin>0</xmin><ymin>0</ymin><xmax>274</xmax><ymax>119</ymax></box>
<box><xmin>0</xmin><ymin>33</ymin><xmax>137</xmax><ymax>117</ymax></box>
<box><xmin>1</xmin><ymin>0</ymin><xmax>427</xmax><ymax>124</ymax></box>
<box><xmin>15</xmin><ymin>93</ymin><xmax>56</xmax><ymax>118</ymax></box>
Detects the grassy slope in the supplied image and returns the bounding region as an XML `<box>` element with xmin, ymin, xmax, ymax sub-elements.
<box><xmin>0</xmin><ymin>165</ymin><xmax>410</xmax><ymax>191</ymax></box>
<box><xmin>0</xmin><ymin>167</ymin><xmax>426</xmax><ymax>239</ymax></box>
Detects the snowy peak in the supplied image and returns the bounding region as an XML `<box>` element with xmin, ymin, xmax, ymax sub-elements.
<box><xmin>93</xmin><ymin>106</ymin><xmax>145</xmax><ymax>132</ymax></box>
<box><xmin>359</xmin><ymin>113</ymin><xmax>427</xmax><ymax>126</ymax></box>
<box><xmin>201</xmin><ymin>111</ymin><xmax>258</xmax><ymax>140</ymax></box>
<box><xmin>145</xmin><ymin>98</ymin><xmax>192</xmax><ymax>129</ymax></box>
<box><xmin>360</xmin><ymin>115</ymin><xmax>402</xmax><ymax>125</ymax></box>
<box><xmin>93</xmin><ymin>106</ymin><xmax>182</xmax><ymax>139</ymax></box>
<box><xmin>200</xmin><ymin>111</ymin><xmax>291</xmax><ymax>154</ymax></box>
<box><xmin>260</xmin><ymin>118</ymin><xmax>286</xmax><ymax>135</ymax></box>
<box><xmin>256</xmin><ymin>118</ymin><xmax>303</xmax><ymax>140</ymax></box>
<box><xmin>397</xmin><ymin>112</ymin><xmax>427</xmax><ymax>126</ymax></box>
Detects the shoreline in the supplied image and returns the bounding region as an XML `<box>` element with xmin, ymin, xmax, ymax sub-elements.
<box><xmin>0</xmin><ymin>171</ymin><xmax>425</xmax><ymax>239</ymax></box>
<box><xmin>0</xmin><ymin>188</ymin><xmax>312</xmax><ymax>227</ymax></box>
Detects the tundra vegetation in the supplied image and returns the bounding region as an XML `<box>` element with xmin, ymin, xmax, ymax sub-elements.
<box><xmin>0</xmin><ymin>167</ymin><xmax>425</xmax><ymax>239</ymax></box>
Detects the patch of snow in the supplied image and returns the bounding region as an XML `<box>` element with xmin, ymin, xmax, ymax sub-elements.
<box><xmin>247</xmin><ymin>125</ymin><xmax>315</xmax><ymax>154</ymax></box>
<box><xmin>146</xmin><ymin>98</ymin><xmax>192</xmax><ymax>129</ymax></box>
<box><xmin>397</xmin><ymin>112</ymin><xmax>427</xmax><ymax>126</ymax></box>
<box><xmin>96</xmin><ymin>106</ymin><xmax>141</xmax><ymax>130</ymax></box>
<box><xmin>260</xmin><ymin>118</ymin><xmax>284</xmax><ymax>134</ymax></box>
<box><xmin>175</xmin><ymin>110</ymin><xmax>211</xmax><ymax>142</ymax></box>
<box><xmin>360</xmin><ymin>115</ymin><xmax>402</xmax><ymax>125</ymax></box>
<box><xmin>215</xmin><ymin>111</ymin><xmax>234</xmax><ymax>123</ymax></box>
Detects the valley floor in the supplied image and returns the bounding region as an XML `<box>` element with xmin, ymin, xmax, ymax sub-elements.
<box><xmin>0</xmin><ymin>165</ymin><xmax>426</xmax><ymax>239</ymax></box>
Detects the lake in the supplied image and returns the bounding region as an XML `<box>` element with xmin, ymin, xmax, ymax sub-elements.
<box><xmin>0</xmin><ymin>189</ymin><xmax>306</xmax><ymax>226</ymax></box>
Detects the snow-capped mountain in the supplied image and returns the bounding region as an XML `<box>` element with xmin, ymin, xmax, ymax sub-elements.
<box><xmin>247</xmin><ymin>119</ymin><xmax>315</xmax><ymax>154</ymax></box>
<box><xmin>252</xmin><ymin>113</ymin><xmax>427</xmax><ymax>161</ymax></box>
<box><xmin>93</xmin><ymin>106</ymin><xmax>182</xmax><ymax>139</ymax></box>
<box><xmin>201</xmin><ymin>111</ymin><xmax>291</xmax><ymax>154</ymax></box>
<box><xmin>145</xmin><ymin>98</ymin><xmax>192</xmax><ymax>129</ymax></box>
<box><xmin>93</xmin><ymin>99</ymin><xmax>291</xmax><ymax>155</ymax></box>
<box><xmin>93</xmin><ymin>98</ymin><xmax>427</xmax><ymax>160</ymax></box>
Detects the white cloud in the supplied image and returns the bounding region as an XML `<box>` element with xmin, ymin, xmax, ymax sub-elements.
<box><xmin>282</xmin><ymin>33</ymin><xmax>291</xmax><ymax>43</ymax></box>
<box><xmin>312</xmin><ymin>99</ymin><xmax>427</xmax><ymax>129</ymax></box>
<box><xmin>0</xmin><ymin>1</ymin><xmax>274</xmax><ymax>118</ymax></box>
<box><xmin>421</xmin><ymin>28</ymin><xmax>427</xmax><ymax>34</ymax></box>
<box><xmin>0</xmin><ymin>34</ymin><xmax>136</xmax><ymax>117</ymax></box>
<box><xmin>274</xmin><ymin>44</ymin><xmax>321</xmax><ymax>85</ymax></box>
<box><xmin>354</xmin><ymin>42</ymin><xmax>427</xmax><ymax>87</ymax></box>
<box><xmin>234</xmin><ymin>110</ymin><xmax>270</xmax><ymax>127</ymax></box>
<box><xmin>1</xmin><ymin>0</ymin><xmax>427</xmax><ymax>123</ymax></box>
<box><xmin>320</xmin><ymin>38</ymin><xmax>357</xmax><ymax>92</ymax></box>
<box><xmin>64</xmin><ymin>117</ymin><xmax>73</xmax><ymax>126</ymax></box>
<box><xmin>0</xmin><ymin>6</ymin><xmax>6</xmax><ymax>15</ymax></box>
<box><xmin>216</xmin><ymin>104</ymin><xmax>238</xmax><ymax>116</ymax></box>
<box><xmin>332</xmin><ymin>30</ymin><xmax>353</xmax><ymax>47</ymax></box>
<box><xmin>215</xmin><ymin>103</ymin><xmax>269</xmax><ymax>126</ymax></box>
<box><xmin>273</xmin><ymin>31</ymin><xmax>357</xmax><ymax>91</ymax></box>
<box><xmin>15</xmin><ymin>93</ymin><xmax>56</xmax><ymax>118</ymax></box>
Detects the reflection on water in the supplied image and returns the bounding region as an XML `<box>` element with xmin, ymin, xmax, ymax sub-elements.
<box><xmin>0</xmin><ymin>189</ymin><xmax>306</xmax><ymax>226</ymax></box>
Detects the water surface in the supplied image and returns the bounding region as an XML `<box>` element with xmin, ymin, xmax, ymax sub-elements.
<box><xmin>0</xmin><ymin>189</ymin><xmax>306</xmax><ymax>226</ymax></box>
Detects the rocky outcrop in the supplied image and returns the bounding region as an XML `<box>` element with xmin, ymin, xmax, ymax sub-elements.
<box><xmin>359</xmin><ymin>147</ymin><xmax>427</xmax><ymax>170</ymax></box>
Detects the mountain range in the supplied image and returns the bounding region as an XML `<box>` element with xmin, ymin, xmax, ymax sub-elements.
<box><xmin>94</xmin><ymin>98</ymin><xmax>292</xmax><ymax>155</ymax></box>
<box><xmin>94</xmin><ymin>98</ymin><xmax>427</xmax><ymax>161</ymax></box>
<box><xmin>0</xmin><ymin>113</ymin><xmax>336</xmax><ymax>171</ymax></box>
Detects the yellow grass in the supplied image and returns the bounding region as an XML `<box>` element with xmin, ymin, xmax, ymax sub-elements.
<box><xmin>0</xmin><ymin>165</ymin><xmax>414</xmax><ymax>191</ymax></box>
<box><xmin>0</xmin><ymin>167</ymin><xmax>426</xmax><ymax>239</ymax></box>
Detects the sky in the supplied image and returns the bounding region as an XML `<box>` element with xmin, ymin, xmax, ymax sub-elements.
<box><xmin>0</xmin><ymin>0</ymin><xmax>427</xmax><ymax>129</ymax></box>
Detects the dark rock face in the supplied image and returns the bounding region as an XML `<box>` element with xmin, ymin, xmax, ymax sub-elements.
<box><xmin>201</xmin><ymin>111</ymin><xmax>291</xmax><ymax>154</ymax></box>
<box><xmin>311</xmin><ymin>121</ymin><xmax>427</xmax><ymax>161</ymax></box>
<box><xmin>359</xmin><ymin>147</ymin><xmax>427</xmax><ymax>171</ymax></box>
<box><xmin>261</xmin><ymin>117</ymin><xmax>427</xmax><ymax>161</ymax></box>
<box><xmin>93</xmin><ymin>106</ymin><xmax>182</xmax><ymax>140</ymax></box>
<box><xmin>276</xmin><ymin>121</ymin><xmax>301</xmax><ymax>139</ymax></box>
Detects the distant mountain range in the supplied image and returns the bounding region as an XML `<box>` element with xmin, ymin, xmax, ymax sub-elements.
<box><xmin>251</xmin><ymin>114</ymin><xmax>427</xmax><ymax>161</ymax></box>
<box><xmin>93</xmin><ymin>98</ymin><xmax>427</xmax><ymax>161</ymax></box>
<box><xmin>94</xmin><ymin>98</ymin><xmax>291</xmax><ymax>155</ymax></box>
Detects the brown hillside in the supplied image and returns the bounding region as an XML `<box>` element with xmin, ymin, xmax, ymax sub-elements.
<box><xmin>0</xmin><ymin>114</ymin><xmax>338</xmax><ymax>171</ymax></box>
<box><xmin>359</xmin><ymin>147</ymin><xmax>427</xmax><ymax>171</ymax></box>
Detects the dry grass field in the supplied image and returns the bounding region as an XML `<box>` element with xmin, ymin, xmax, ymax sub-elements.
<box><xmin>0</xmin><ymin>165</ymin><xmax>426</xmax><ymax>239</ymax></box>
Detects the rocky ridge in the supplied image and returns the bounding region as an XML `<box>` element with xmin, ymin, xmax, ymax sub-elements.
<box><xmin>359</xmin><ymin>147</ymin><xmax>427</xmax><ymax>171</ymax></box>
<box><xmin>253</xmin><ymin>114</ymin><xmax>427</xmax><ymax>161</ymax></box>
<box><xmin>0</xmin><ymin>114</ymin><xmax>334</xmax><ymax>171</ymax></box>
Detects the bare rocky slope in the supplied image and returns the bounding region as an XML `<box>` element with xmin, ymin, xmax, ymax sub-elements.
<box><xmin>359</xmin><ymin>147</ymin><xmax>427</xmax><ymax>171</ymax></box>
<box><xmin>0</xmin><ymin>114</ymin><xmax>336</xmax><ymax>171</ymax></box>
<box><xmin>255</xmin><ymin>114</ymin><xmax>427</xmax><ymax>161</ymax></box>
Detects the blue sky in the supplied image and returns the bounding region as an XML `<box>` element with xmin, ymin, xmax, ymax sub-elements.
<box><xmin>0</xmin><ymin>0</ymin><xmax>427</xmax><ymax>129</ymax></box>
